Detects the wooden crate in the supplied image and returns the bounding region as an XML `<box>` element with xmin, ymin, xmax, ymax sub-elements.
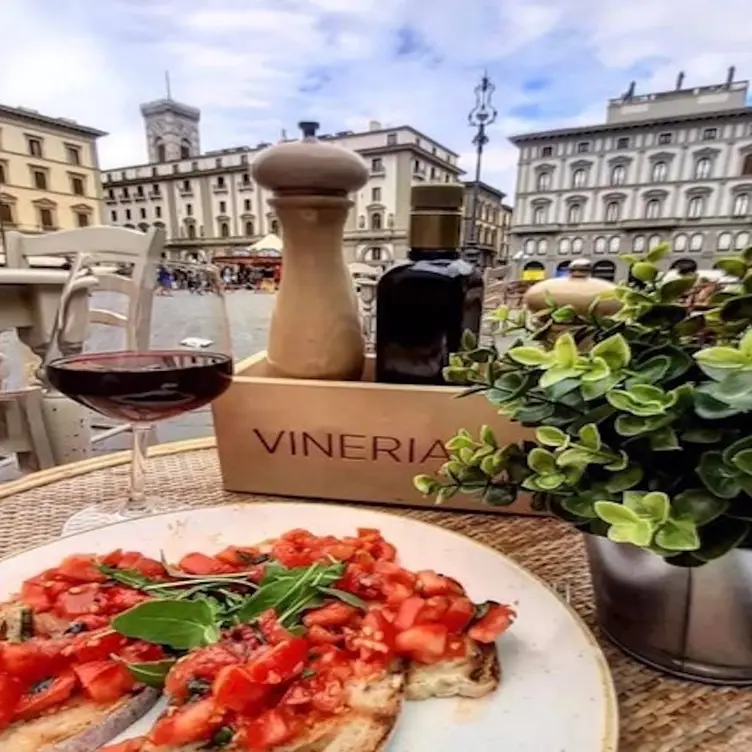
<box><xmin>212</xmin><ymin>352</ymin><xmax>538</xmax><ymax>515</ymax></box>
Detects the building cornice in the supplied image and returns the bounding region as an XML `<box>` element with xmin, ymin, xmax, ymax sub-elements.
<box><xmin>0</xmin><ymin>105</ymin><xmax>107</xmax><ymax>138</ymax></box>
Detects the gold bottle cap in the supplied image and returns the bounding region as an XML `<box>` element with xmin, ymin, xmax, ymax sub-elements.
<box><xmin>409</xmin><ymin>184</ymin><xmax>464</xmax><ymax>250</ymax></box>
<box><xmin>252</xmin><ymin>121</ymin><xmax>369</xmax><ymax>196</ymax></box>
<box><xmin>411</xmin><ymin>183</ymin><xmax>465</xmax><ymax>211</ymax></box>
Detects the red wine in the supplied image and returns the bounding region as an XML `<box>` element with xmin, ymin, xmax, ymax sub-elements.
<box><xmin>46</xmin><ymin>350</ymin><xmax>233</xmax><ymax>422</ymax></box>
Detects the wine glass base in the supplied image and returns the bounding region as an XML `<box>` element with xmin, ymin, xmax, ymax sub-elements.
<box><xmin>62</xmin><ymin>499</ymin><xmax>171</xmax><ymax>537</ymax></box>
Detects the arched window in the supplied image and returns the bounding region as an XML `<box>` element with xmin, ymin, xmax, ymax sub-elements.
<box><xmin>572</xmin><ymin>237</ymin><xmax>584</xmax><ymax>255</ymax></box>
<box><xmin>605</xmin><ymin>201</ymin><xmax>620</xmax><ymax>223</ymax></box>
<box><xmin>371</xmin><ymin>212</ymin><xmax>382</xmax><ymax>230</ymax></box>
<box><xmin>536</xmin><ymin>239</ymin><xmax>548</xmax><ymax>256</ymax></box>
<box><xmin>633</xmin><ymin>235</ymin><xmax>646</xmax><ymax>252</ymax></box>
<box><xmin>155</xmin><ymin>139</ymin><xmax>166</xmax><ymax>162</ymax></box>
<box><xmin>220</xmin><ymin>222</ymin><xmax>230</xmax><ymax>238</ymax></box>
<box><xmin>652</xmin><ymin>161</ymin><xmax>667</xmax><ymax>182</ymax></box>
<box><xmin>271</xmin><ymin>219</ymin><xmax>280</xmax><ymax>234</ymax></box>
<box><xmin>673</xmin><ymin>233</ymin><xmax>688</xmax><ymax>252</ymax></box>
<box><xmin>536</xmin><ymin>172</ymin><xmax>551</xmax><ymax>191</ymax></box>
<box><xmin>717</xmin><ymin>232</ymin><xmax>732</xmax><ymax>251</ymax></box>
<box><xmin>645</xmin><ymin>199</ymin><xmax>661</xmax><ymax>219</ymax></box>
<box><xmin>567</xmin><ymin>203</ymin><xmax>582</xmax><ymax>224</ymax></box>
<box><xmin>610</xmin><ymin>165</ymin><xmax>626</xmax><ymax>186</ymax></box>
<box><xmin>187</xmin><ymin>223</ymin><xmax>196</xmax><ymax>239</ymax></box>
<box><xmin>572</xmin><ymin>169</ymin><xmax>586</xmax><ymax>188</ymax></box>
<box><xmin>244</xmin><ymin>220</ymin><xmax>254</xmax><ymax>236</ymax></box>
<box><xmin>524</xmin><ymin>239</ymin><xmax>536</xmax><ymax>256</ymax></box>
<box><xmin>690</xmin><ymin>233</ymin><xmax>703</xmax><ymax>252</ymax></box>
<box><xmin>694</xmin><ymin>158</ymin><xmax>711</xmax><ymax>180</ymax></box>
<box><xmin>608</xmin><ymin>236</ymin><xmax>621</xmax><ymax>254</ymax></box>
<box><xmin>180</xmin><ymin>140</ymin><xmax>191</xmax><ymax>159</ymax></box>
<box><xmin>533</xmin><ymin>206</ymin><xmax>548</xmax><ymax>224</ymax></box>
<box><xmin>687</xmin><ymin>196</ymin><xmax>704</xmax><ymax>218</ymax></box>
<box><xmin>648</xmin><ymin>234</ymin><xmax>662</xmax><ymax>250</ymax></box>
<box><xmin>558</xmin><ymin>237</ymin><xmax>571</xmax><ymax>255</ymax></box>
<box><xmin>733</xmin><ymin>193</ymin><xmax>749</xmax><ymax>217</ymax></box>
<box><xmin>137</xmin><ymin>222</ymin><xmax>149</xmax><ymax>233</ymax></box>
<box><xmin>743</xmin><ymin>154</ymin><xmax>752</xmax><ymax>176</ymax></box>
<box><xmin>736</xmin><ymin>231</ymin><xmax>750</xmax><ymax>250</ymax></box>
<box><xmin>594</xmin><ymin>236</ymin><xmax>606</xmax><ymax>254</ymax></box>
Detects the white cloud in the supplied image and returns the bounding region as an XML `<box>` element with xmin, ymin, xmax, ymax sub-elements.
<box><xmin>0</xmin><ymin>0</ymin><xmax>750</xmax><ymax>195</ymax></box>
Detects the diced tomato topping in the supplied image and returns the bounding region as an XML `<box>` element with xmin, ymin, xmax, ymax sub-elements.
<box><xmin>53</xmin><ymin>583</ymin><xmax>102</xmax><ymax>618</ymax></box>
<box><xmin>14</xmin><ymin>670</ymin><xmax>78</xmax><ymax>721</ymax></box>
<box><xmin>150</xmin><ymin>697</ymin><xmax>224</xmax><ymax>746</ymax></box>
<box><xmin>56</xmin><ymin>555</ymin><xmax>106</xmax><ymax>583</ymax></box>
<box><xmin>178</xmin><ymin>552</ymin><xmax>233</xmax><ymax>575</ymax></box>
<box><xmin>165</xmin><ymin>645</ymin><xmax>241</xmax><ymax>701</ymax></box>
<box><xmin>74</xmin><ymin>660</ymin><xmax>135</xmax><ymax>702</ymax></box>
<box><xmin>303</xmin><ymin>602</ymin><xmax>358</xmax><ymax>629</ymax></box>
<box><xmin>270</xmin><ymin>542</ymin><xmax>313</xmax><ymax>569</ymax></box>
<box><xmin>215</xmin><ymin>545</ymin><xmax>264</xmax><ymax>568</ymax></box>
<box><xmin>118</xmin><ymin>552</ymin><xmax>166</xmax><ymax>578</ymax></box>
<box><xmin>306</xmin><ymin>624</ymin><xmax>343</xmax><ymax>646</ymax></box>
<box><xmin>441</xmin><ymin>596</ymin><xmax>476</xmax><ymax>634</ymax></box>
<box><xmin>65</xmin><ymin>628</ymin><xmax>128</xmax><ymax>663</ymax></box>
<box><xmin>309</xmin><ymin>676</ymin><xmax>346</xmax><ymax>714</ymax></box>
<box><xmin>0</xmin><ymin>639</ymin><xmax>68</xmax><ymax>683</ymax></box>
<box><xmin>100</xmin><ymin>740</ymin><xmax>146</xmax><ymax>752</ymax></box>
<box><xmin>467</xmin><ymin>603</ymin><xmax>516</xmax><ymax>643</ymax></box>
<box><xmin>103</xmin><ymin>586</ymin><xmax>150</xmax><ymax>615</ymax></box>
<box><xmin>393</xmin><ymin>596</ymin><xmax>425</xmax><ymax>631</ymax></box>
<box><xmin>415</xmin><ymin>570</ymin><xmax>464</xmax><ymax>597</ymax></box>
<box><xmin>353</xmin><ymin>609</ymin><xmax>396</xmax><ymax>660</ymax></box>
<box><xmin>315</xmin><ymin>540</ymin><xmax>356</xmax><ymax>562</ymax></box>
<box><xmin>417</xmin><ymin>596</ymin><xmax>450</xmax><ymax>624</ymax></box>
<box><xmin>0</xmin><ymin>674</ymin><xmax>22</xmax><ymax>731</ymax></box>
<box><xmin>213</xmin><ymin>665</ymin><xmax>269</xmax><ymax>714</ymax></box>
<box><xmin>381</xmin><ymin>580</ymin><xmax>414</xmax><ymax>606</ymax></box>
<box><xmin>394</xmin><ymin>623</ymin><xmax>448</xmax><ymax>664</ymax></box>
<box><xmin>117</xmin><ymin>641</ymin><xmax>166</xmax><ymax>664</ymax></box>
<box><xmin>20</xmin><ymin>581</ymin><xmax>53</xmax><ymax>612</ymax></box>
<box><xmin>238</xmin><ymin>708</ymin><xmax>294</xmax><ymax>750</ymax></box>
<box><xmin>256</xmin><ymin>610</ymin><xmax>296</xmax><ymax>645</ymax></box>
<box><xmin>245</xmin><ymin>639</ymin><xmax>308</xmax><ymax>685</ymax></box>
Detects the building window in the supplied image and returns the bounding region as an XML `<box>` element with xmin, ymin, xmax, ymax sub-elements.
<box><xmin>430</xmin><ymin>167</ymin><xmax>437</xmax><ymax>180</ymax></box>
<box><xmin>577</xmin><ymin>142</ymin><xmax>590</xmax><ymax>153</ymax></box>
<box><xmin>66</xmin><ymin>145</ymin><xmax>81</xmax><ymax>165</ymax></box>
<box><xmin>27</xmin><ymin>137</ymin><xmax>43</xmax><ymax>157</ymax></box>
<box><xmin>136</xmin><ymin>185</ymin><xmax>144</xmax><ymax>197</ymax></box>
<box><xmin>155</xmin><ymin>206</ymin><xmax>162</xmax><ymax>218</ymax></box>
<box><xmin>658</xmin><ymin>132</ymin><xmax>672</xmax><ymax>145</ymax></box>
<box><xmin>242</xmin><ymin>172</ymin><xmax>251</xmax><ymax>185</ymax></box>
<box><xmin>186</xmin><ymin>203</ymin><xmax>193</xmax><ymax>216</ymax></box>
<box><xmin>219</xmin><ymin>200</ymin><xmax>226</xmax><ymax>213</ymax></box>
<box><xmin>695</xmin><ymin>158</ymin><xmax>711</xmax><ymax>180</ymax></box>
<box><xmin>558</xmin><ymin>237</ymin><xmax>571</xmax><ymax>255</ymax></box>
<box><xmin>110</xmin><ymin>210</ymin><xmax>117</xmax><ymax>222</ymax></box>
<box><xmin>243</xmin><ymin>198</ymin><xmax>252</xmax><ymax>211</ymax></box>
<box><xmin>139</xmin><ymin>207</ymin><xmax>146</xmax><ymax>219</ymax></box>
<box><xmin>533</xmin><ymin>206</ymin><xmax>548</xmax><ymax>224</ymax></box>
<box><xmin>536</xmin><ymin>239</ymin><xmax>548</xmax><ymax>256</ymax></box>
<box><xmin>125</xmin><ymin>208</ymin><xmax>132</xmax><ymax>220</ymax></box>
<box><xmin>156</xmin><ymin>140</ymin><xmax>166</xmax><ymax>162</ymax></box>
<box><xmin>122</xmin><ymin>187</ymin><xmax>130</xmax><ymax>199</ymax></box>
<box><xmin>524</xmin><ymin>239</ymin><xmax>536</xmax><ymax>256</ymax></box>
<box><xmin>718</xmin><ymin>232</ymin><xmax>732</xmax><ymax>251</ymax></box>
<box><xmin>180</xmin><ymin>140</ymin><xmax>191</xmax><ymax>159</ymax></box>
<box><xmin>733</xmin><ymin>193</ymin><xmax>749</xmax><ymax>217</ymax></box>
<box><xmin>633</xmin><ymin>235</ymin><xmax>646</xmax><ymax>252</ymax></box>
<box><xmin>610</xmin><ymin>165</ymin><xmax>626</xmax><ymax>185</ymax></box>
<box><xmin>541</xmin><ymin>146</ymin><xmax>553</xmax><ymax>157</ymax></box>
<box><xmin>386</xmin><ymin>133</ymin><xmax>397</xmax><ymax>145</ymax></box>
<box><xmin>152</xmin><ymin>184</ymin><xmax>160</xmax><ymax>196</ymax></box>
<box><xmin>182</xmin><ymin>180</ymin><xmax>191</xmax><ymax>192</ymax></box>
<box><xmin>572</xmin><ymin>169</ymin><xmax>586</xmax><ymax>188</ymax></box>
<box><xmin>567</xmin><ymin>204</ymin><xmax>582</xmax><ymax>224</ymax></box>
<box><xmin>608</xmin><ymin>236</ymin><xmax>621</xmax><ymax>254</ymax></box>
<box><xmin>605</xmin><ymin>201</ymin><xmax>621</xmax><ymax>223</ymax></box>
<box><xmin>648</xmin><ymin>234</ymin><xmax>662</xmax><ymax>250</ymax></box>
<box><xmin>690</xmin><ymin>233</ymin><xmax>704</xmax><ymax>252</ymax></box>
<box><xmin>0</xmin><ymin>162</ymin><xmax>5</xmax><ymax>184</ymax></box>
<box><xmin>652</xmin><ymin>161</ymin><xmax>668</xmax><ymax>182</ymax></box>
<box><xmin>187</xmin><ymin>224</ymin><xmax>196</xmax><ymax>239</ymax></box>
<box><xmin>371</xmin><ymin>212</ymin><xmax>383</xmax><ymax>230</ymax></box>
<box><xmin>191</xmin><ymin>161</ymin><xmax>199</xmax><ymax>170</ymax></box>
<box><xmin>245</xmin><ymin>220</ymin><xmax>254</xmax><ymax>236</ymax></box>
<box><xmin>75</xmin><ymin>211</ymin><xmax>89</xmax><ymax>228</ymax></box>
<box><xmin>0</xmin><ymin>201</ymin><xmax>13</xmax><ymax>225</ymax></box>
<box><xmin>271</xmin><ymin>219</ymin><xmax>279</xmax><ymax>234</ymax></box>
<box><xmin>536</xmin><ymin>172</ymin><xmax>551</xmax><ymax>191</ymax></box>
<box><xmin>32</xmin><ymin>169</ymin><xmax>48</xmax><ymax>190</ymax></box>
<box><xmin>106</xmin><ymin>188</ymin><xmax>115</xmax><ymax>200</ymax></box>
<box><xmin>220</xmin><ymin>221</ymin><xmax>230</xmax><ymax>238</ymax></box>
<box><xmin>645</xmin><ymin>199</ymin><xmax>661</xmax><ymax>219</ymax></box>
<box><xmin>673</xmin><ymin>233</ymin><xmax>688</xmax><ymax>252</ymax></box>
<box><xmin>702</xmin><ymin>128</ymin><xmax>718</xmax><ymax>141</ymax></box>
<box><xmin>217</xmin><ymin>176</ymin><xmax>226</xmax><ymax>188</ymax></box>
<box><xmin>38</xmin><ymin>207</ymin><xmax>55</xmax><ymax>230</ymax></box>
<box><xmin>215</xmin><ymin>158</ymin><xmax>223</xmax><ymax>168</ymax></box>
<box><xmin>572</xmin><ymin>237</ymin><xmax>584</xmax><ymax>255</ymax></box>
<box><xmin>616</xmin><ymin>137</ymin><xmax>629</xmax><ymax>149</ymax></box>
<box><xmin>172</xmin><ymin>165</ymin><xmax>179</xmax><ymax>174</ymax></box>
<box><xmin>736</xmin><ymin>231</ymin><xmax>750</xmax><ymax>250</ymax></box>
<box><xmin>371</xmin><ymin>187</ymin><xmax>382</xmax><ymax>203</ymax></box>
<box><xmin>371</xmin><ymin>158</ymin><xmax>383</xmax><ymax>173</ymax></box>
<box><xmin>70</xmin><ymin>176</ymin><xmax>85</xmax><ymax>196</ymax></box>
<box><xmin>742</xmin><ymin>155</ymin><xmax>752</xmax><ymax>176</ymax></box>
<box><xmin>687</xmin><ymin>196</ymin><xmax>704</xmax><ymax>218</ymax></box>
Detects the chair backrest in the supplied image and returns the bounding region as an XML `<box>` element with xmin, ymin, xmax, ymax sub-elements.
<box><xmin>5</xmin><ymin>226</ymin><xmax>166</xmax><ymax>350</ymax></box>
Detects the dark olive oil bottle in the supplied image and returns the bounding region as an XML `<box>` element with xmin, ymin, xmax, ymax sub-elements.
<box><xmin>375</xmin><ymin>184</ymin><xmax>484</xmax><ymax>384</ymax></box>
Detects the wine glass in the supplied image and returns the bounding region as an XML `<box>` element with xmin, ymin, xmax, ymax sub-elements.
<box><xmin>45</xmin><ymin>252</ymin><xmax>233</xmax><ymax>535</ymax></box>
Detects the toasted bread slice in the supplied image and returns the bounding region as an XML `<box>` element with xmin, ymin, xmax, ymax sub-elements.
<box><xmin>404</xmin><ymin>637</ymin><xmax>500</xmax><ymax>701</ymax></box>
<box><xmin>0</xmin><ymin>688</ymin><xmax>160</xmax><ymax>752</ymax></box>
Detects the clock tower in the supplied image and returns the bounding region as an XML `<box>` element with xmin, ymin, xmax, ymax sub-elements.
<box><xmin>140</xmin><ymin>97</ymin><xmax>201</xmax><ymax>163</ymax></box>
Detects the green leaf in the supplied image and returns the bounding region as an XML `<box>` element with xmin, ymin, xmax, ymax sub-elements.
<box><xmin>556</xmin><ymin>447</ymin><xmax>595</xmax><ymax>469</ymax></box>
<box><xmin>731</xmin><ymin>449</ymin><xmax>752</xmax><ymax>476</ymax></box>
<box><xmin>539</xmin><ymin>365</ymin><xmax>581</xmax><ymax>389</ymax></box>
<box><xmin>507</xmin><ymin>346</ymin><xmax>552</xmax><ymax>367</ymax></box>
<box><xmin>553</xmin><ymin>332</ymin><xmax>578</xmax><ymax>368</ymax></box>
<box><xmin>318</xmin><ymin>587</ymin><xmax>368</xmax><ymax>611</ymax></box>
<box><xmin>124</xmin><ymin>659</ymin><xmax>177</xmax><ymax>688</ymax></box>
<box><xmin>649</xmin><ymin>427</ymin><xmax>680</xmax><ymax>451</ymax></box>
<box><xmin>604</xmin><ymin>450</ymin><xmax>629</xmax><ymax>471</ymax></box>
<box><xmin>631</xmin><ymin>261</ymin><xmax>659</xmax><ymax>282</ymax></box>
<box><xmin>581</xmin><ymin>356</ymin><xmax>611</xmax><ymax>383</ymax></box>
<box><xmin>694</xmin><ymin>390</ymin><xmax>743</xmax><ymax>420</ymax></box>
<box><xmin>715</xmin><ymin>257</ymin><xmax>748</xmax><ymax>279</ymax></box>
<box><xmin>720</xmin><ymin>294</ymin><xmax>752</xmax><ymax>321</ymax></box>
<box><xmin>594</xmin><ymin>500</ymin><xmax>640</xmax><ymax>525</ymax></box>
<box><xmin>528</xmin><ymin>447</ymin><xmax>557</xmax><ymax>475</ymax></box>
<box><xmin>614</xmin><ymin>414</ymin><xmax>650</xmax><ymax>437</ymax></box>
<box><xmin>646</xmin><ymin>242</ymin><xmax>670</xmax><ymax>263</ymax></box>
<box><xmin>605</xmin><ymin>465</ymin><xmax>644</xmax><ymax>493</ymax></box>
<box><xmin>723</xmin><ymin>435</ymin><xmax>752</xmax><ymax>465</ymax></box>
<box><xmin>551</xmin><ymin>305</ymin><xmax>577</xmax><ymax>324</ymax></box>
<box><xmin>659</xmin><ymin>275</ymin><xmax>697</xmax><ymax>302</ymax></box>
<box><xmin>672</xmin><ymin>489</ymin><xmax>728</xmax><ymax>526</ymax></box>
<box><xmin>482</xmin><ymin>485</ymin><xmax>518</xmax><ymax>506</ymax></box>
<box><xmin>461</xmin><ymin>329</ymin><xmax>478</xmax><ymax>350</ymax></box>
<box><xmin>654</xmin><ymin>519</ymin><xmax>701</xmax><ymax>552</ymax></box>
<box><xmin>581</xmin><ymin>374</ymin><xmax>620</xmax><ymax>401</ymax></box>
<box><xmin>607</xmin><ymin>519</ymin><xmax>653</xmax><ymax>547</ymax></box>
<box><xmin>578</xmin><ymin>423</ymin><xmax>601</xmax><ymax>451</ymax></box>
<box><xmin>533</xmin><ymin>472</ymin><xmax>567</xmax><ymax>490</ymax></box>
<box><xmin>625</xmin><ymin>491</ymin><xmax>670</xmax><ymax>523</ymax></box>
<box><xmin>591</xmin><ymin>334</ymin><xmax>631</xmax><ymax>371</ymax></box>
<box><xmin>112</xmin><ymin>599</ymin><xmax>220</xmax><ymax>650</ymax></box>
<box><xmin>740</xmin><ymin>329</ymin><xmax>752</xmax><ymax>359</ymax></box>
<box><xmin>697</xmin><ymin>451</ymin><xmax>742</xmax><ymax>499</ymax></box>
<box><xmin>714</xmin><ymin>371</ymin><xmax>752</xmax><ymax>403</ymax></box>
<box><xmin>681</xmin><ymin>428</ymin><xmax>724</xmax><ymax>444</ymax></box>
<box><xmin>638</xmin><ymin>304</ymin><xmax>687</xmax><ymax>327</ymax></box>
<box><xmin>414</xmin><ymin>474</ymin><xmax>439</xmax><ymax>495</ymax></box>
<box><xmin>695</xmin><ymin>346</ymin><xmax>748</xmax><ymax>369</ymax></box>
<box><xmin>628</xmin><ymin>355</ymin><xmax>672</xmax><ymax>385</ymax></box>
<box><xmin>479</xmin><ymin>424</ymin><xmax>497</xmax><ymax>448</ymax></box>
<box><xmin>535</xmin><ymin>426</ymin><xmax>568</xmax><ymax>447</ymax></box>
<box><xmin>561</xmin><ymin>495</ymin><xmax>598</xmax><ymax>519</ymax></box>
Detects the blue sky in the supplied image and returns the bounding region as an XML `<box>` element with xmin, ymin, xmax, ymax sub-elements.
<box><xmin>1</xmin><ymin>0</ymin><xmax>750</xmax><ymax>196</ymax></box>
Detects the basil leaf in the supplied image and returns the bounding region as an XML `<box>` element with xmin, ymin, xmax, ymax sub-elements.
<box><xmin>98</xmin><ymin>565</ymin><xmax>158</xmax><ymax>591</ymax></box>
<box><xmin>212</xmin><ymin>727</ymin><xmax>235</xmax><ymax>747</ymax></box>
<box><xmin>125</xmin><ymin>659</ymin><xmax>176</xmax><ymax>688</ymax></box>
<box><xmin>319</xmin><ymin>587</ymin><xmax>368</xmax><ymax>611</ymax></box>
<box><xmin>112</xmin><ymin>599</ymin><xmax>221</xmax><ymax>649</ymax></box>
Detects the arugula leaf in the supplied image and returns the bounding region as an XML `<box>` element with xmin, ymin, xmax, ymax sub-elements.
<box><xmin>319</xmin><ymin>587</ymin><xmax>368</xmax><ymax>611</ymax></box>
<box><xmin>124</xmin><ymin>659</ymin><xmax>177</xmax><ymax>688</ymax></box>
<box><xmin>112</xmin><ymin>599</ymin><xmax>221</xmax><ymax>649</ymax></box>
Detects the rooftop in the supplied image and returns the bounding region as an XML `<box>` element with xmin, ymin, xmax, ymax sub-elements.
<box><xmin>463</xmin><ymin>180</ymin><xmax>506</xmax><ymax>200</ymax></box>
<box><xmin>0</xmin><ymin>104</ymin><xmax>107</xmax><ymax>138</ymax></box>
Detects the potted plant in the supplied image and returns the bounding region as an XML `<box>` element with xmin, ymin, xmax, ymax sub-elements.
<box><xmin>415</xmin><ymin>244</ymin><xmax>752</xmax><ymax>685</ymax></box>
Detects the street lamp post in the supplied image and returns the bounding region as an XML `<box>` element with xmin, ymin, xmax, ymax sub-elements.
<box><xmin>465</xmin><ymin>72</ymin><xmax>498</xmax><ymax>268</ymax></box>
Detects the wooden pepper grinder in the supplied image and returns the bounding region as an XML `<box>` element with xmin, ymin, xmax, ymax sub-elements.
<box><xmin>252</xmin><ymin>121</ymin><xmax>369</xmax><ymax>380</ymax></box>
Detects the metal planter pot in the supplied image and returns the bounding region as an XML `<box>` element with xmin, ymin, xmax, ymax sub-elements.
<box><xmin>584</xmin><ymin>535</ymin><xmax>752</xmax><ymax>685</ymax></box>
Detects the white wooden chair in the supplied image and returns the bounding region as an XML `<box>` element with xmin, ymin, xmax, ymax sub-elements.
<box><xmin>1</xmin><ymin>226</ymin><xmax>166</xmax><ymax>472</ymax></box>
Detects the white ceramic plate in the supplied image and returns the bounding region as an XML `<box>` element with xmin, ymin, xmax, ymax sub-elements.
<box><xmin>0</xmin><ymin>503</ymin><xmax>619</xmax><ymax>751</ymax></box>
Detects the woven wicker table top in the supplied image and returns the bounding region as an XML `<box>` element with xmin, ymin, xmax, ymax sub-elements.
<box><xmin>1</xmin><ymin>439</ymin><xmax>750</xmax><ymax>752</ymax></box>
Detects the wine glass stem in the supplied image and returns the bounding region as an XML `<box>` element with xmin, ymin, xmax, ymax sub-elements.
<box><xmin>127</xmin><ymin>423</ymin><xmax>152</xmax><ymax>515</ymax></box>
